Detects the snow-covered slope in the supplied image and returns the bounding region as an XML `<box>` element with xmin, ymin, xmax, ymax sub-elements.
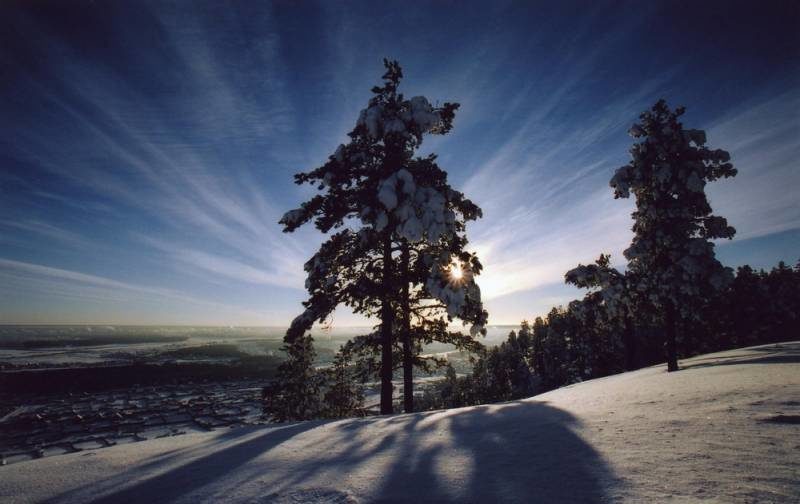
<box><xmin>2</xmin><ymin>342</ymin><xmax>798</xmax><ymax>503</ymax></box>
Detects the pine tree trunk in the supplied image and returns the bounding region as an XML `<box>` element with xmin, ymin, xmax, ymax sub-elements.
<box><xmin>623</xmin><ymin>318</ymin><xmax>637</xmax><ymax>371</ymax></box>
<box><xmin>401</xmin><ymin>243</ymin><xmax>413</xmax><ymax>413</ymax></box>
<box><xmin>665</xmin><ymin>301</ymin><xmax>679</xmax><ymax>372</ymax></box>
<box><xmin>380</xmin><ymin>235</ymin><xmax>394</xmax><ymax>415</ymax></box>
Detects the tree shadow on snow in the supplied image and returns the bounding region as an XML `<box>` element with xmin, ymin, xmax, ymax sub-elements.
<box><xmin>680</xmin><ymin>342</ymin><xmax>800</xmax><ymax>370</ymax></box>
<box><xmin>230</xmin><ymin>400</ymin><xmax>616</xmax><ymax>502</ymax></box>
<box><xmin>42</xmin><ymin>401</ymin><xmax>616</xmax><ymax>503</ymax></box>
<box><xmin>44</xmin><ymin>421</ymin><xmax>322</xmax><ymax>504</ymax></box>
<box><xmin>371</xmin><ymin>400</ymin><xmax>616</xmax><ymax>503</ymax></box>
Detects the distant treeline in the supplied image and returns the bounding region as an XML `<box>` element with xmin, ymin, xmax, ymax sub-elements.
<box><xmin>418</xmin><ymin>261</ymin><xmax>800</xmax><ymax>410</ymax></box>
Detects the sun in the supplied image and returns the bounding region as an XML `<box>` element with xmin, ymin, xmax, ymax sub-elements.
<box><xmin>447</xmin><ymin>261</ymin><xmax>471</xmax><ymax>286</ymax></box>
<box><xmin>450</xmin><ymin>263</ymin><xmax>464</xmax><ymax>281</ymax></box>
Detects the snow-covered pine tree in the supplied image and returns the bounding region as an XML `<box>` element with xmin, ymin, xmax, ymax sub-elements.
<box><xmin>387</xmin><ymin>154</ymin><xmax>488</xmax><ymax>412</ymax></box>
<box><xmin>565</xmin><ymin>254</ymin><xmax>638</xmax><ymax>370</ymax></box>
<box><xmin>278</xmin><ymin>60</ymin><xmax>485</xmax><ymax>416</ymax></box>
<box><xmin>312</xmin><ymin>78</ymin><xmax>488</xmax><ymax>415</ymax></box>
<box><xmin>263</xmin><ymin>334</ymin><xmax>322</xmax><ymax>421</ymax></box>
<box><xmin>609</xmin><ymin>100</ymin><xmax>737</xmax><ymax>371</ymax></box>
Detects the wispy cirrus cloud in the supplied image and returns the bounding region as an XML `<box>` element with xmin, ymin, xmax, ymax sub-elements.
<box><xmin>462</xmin><ymin>77</ymin><xmax>678</xmax><ymax>300</ymax></box>
<box><xmin>471</xmin><ymin>91</ymin><xmax>799</xmax><ymax>304</ymax></box>
<box><xmin>0</xmin><ymin>220</ymin><xmax>91</xmax><ymax>249</ymax></box>
<box><xmin>472</xmin><ymin>188</ymin><xmax>634</xmax><ymax>301</ymax></box>
<box><xmin>0</xmin><ymin>257</ymin><xmax>265</xmax><ymax>321</ymax></box>
<box><xmin>137</xmin><ymin>234</ymin><xmax>302</xmax><ymax>289</ymax></box>
<box><xmin>1</xmin><ymin>1</ymin><xmax>796</xmax><ymax>325</ymax></box>
<box><xmin>706</xmin><ymin>89</ymin><xmax>800</xmax><ymax>242</ymax></box>
<box><xmin>4</xmin><ymin>2</ymin><xmax>309</xmax><ymax>288</ymax></box>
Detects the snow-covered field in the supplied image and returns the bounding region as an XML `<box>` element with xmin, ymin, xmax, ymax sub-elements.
<box><xmin>2</xmin><ymin>342</ymin><xmax>798</xmax><ymax>503</ymax></box>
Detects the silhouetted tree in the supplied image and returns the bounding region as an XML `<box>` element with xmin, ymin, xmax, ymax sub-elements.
<box><xmin>277</xmin><ymin>60</ymin><xmax>486</xmax><ymax>417</ymax></box>
<box><xmin>397</xmin><ymin>226</ymin><xmax>487</xmax><ymax>412</ymax></box>
<box><xmin>609</xmin><ymin>100</ymin><xmax>737</xmax><ymax>371</ymax></box>
<box><xmin>418</xmin><ymin>325</ymin><xmax>537</xmax><ymax>410</ymax></box>
<box><xmin>565</xmin><ymin>254</ymin><xmax>638</xmax><ymax>371</ymax></box>
<box><xmin>337</xmin><ymin>147</ymin><xmax>489</xmax><ymax>414</ymax></box>
<box><xmin>763</xmin><ymin>261</ymin><xmax>800</xmax><ymax>341</ymax></box>
<box><xmin>718</xmin><ymin>265</ymin><xmax>765</xmax><ymax>348</ymax></box>
<box><xmin>263</xmin><ymin>335</ymin><xmax>322</xmax><ymax>421</ymax></box>
<box><xmin>322</xmin><ymin>346</ymin><xmax>365</xmax><ymax>418</ymax></box>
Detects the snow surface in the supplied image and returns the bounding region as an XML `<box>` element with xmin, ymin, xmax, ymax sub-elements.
<box><xmin>2</xmin><ymin>342</ymin><xmax>798</xmax><ymax>503</ymax></box>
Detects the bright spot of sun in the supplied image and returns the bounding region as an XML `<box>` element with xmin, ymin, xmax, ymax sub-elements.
<box><xmin>448</xmin><ymin>262</ymin><xmax>466</xmax><ymax>285</ymax></box>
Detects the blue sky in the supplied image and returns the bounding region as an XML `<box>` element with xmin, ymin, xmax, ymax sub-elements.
<box><xmin>1</xmin><ymin>0</ymin><xmax>798</xmax><ymax>326</ymax></box>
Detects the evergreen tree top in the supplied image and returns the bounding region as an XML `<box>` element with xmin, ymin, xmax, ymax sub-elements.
<box><xmin>279</xmin><ymin>59</ymin><xmax>465</xmax><ymax>236</ymax></box>
<box><xmin>279</xmin><ymin>59</ymin><xmax>487</xmax><ymax>339</ymax></box>
<box><xmin>609</xmin><ymin>99</ymin><xmax>738</xmax><ymax>315</ymax></box>
<box><xmin>610</xmin><ymin>99</ymin><xmax>737</xmax><ymax>241</ymax></box>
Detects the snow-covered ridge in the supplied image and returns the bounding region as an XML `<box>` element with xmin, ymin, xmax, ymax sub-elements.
<box><xmin>2</xmin><ymin>342</ymin><xmax>798</xmax><ymax>503</ymax></box>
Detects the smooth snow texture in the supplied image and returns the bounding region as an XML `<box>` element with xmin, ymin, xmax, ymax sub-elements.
<box><xmin>2</xmin><ymin>342</ymin><xmax>798</xmax><ymax>503</ymax></box>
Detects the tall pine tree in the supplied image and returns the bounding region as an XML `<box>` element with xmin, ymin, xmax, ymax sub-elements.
<box><xmin>609</xmin><ymin>100</ymin><xmax>737</xmax><ymax>371</ymax></box>
<box><xmin>276</xmin><ymin>60</ymin><xmax>486</xmax><ymax>417</ymax></box>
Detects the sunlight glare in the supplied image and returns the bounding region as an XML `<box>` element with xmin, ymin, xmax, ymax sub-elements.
<box><xmin>451</xmin><ymin>263</ymin><xmax>463</xmax><ymax>280</ymax></box>
<box><xmin>448</xmin><ymin>262</ymin><xmax>465</xmax><ymax>285</ymax></box>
